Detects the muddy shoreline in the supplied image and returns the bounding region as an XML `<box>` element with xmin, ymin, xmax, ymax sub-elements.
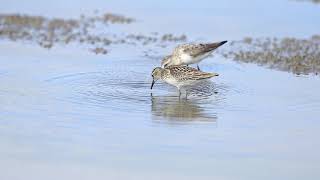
<box><xmin>0</xmin><ymin>13</ymin><xmax>187</xmax><ymax>54</ymax></box>
<box><xmin>221</xmin><ymin>36</ymin><xmax>320</xmax><ymax>75</ymax></box>
<box><xmin>1</xmin><ymin>13</ymin><xmax>319</xmax><ymax>75</ymax></box>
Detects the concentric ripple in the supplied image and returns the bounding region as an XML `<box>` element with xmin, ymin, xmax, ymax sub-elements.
<box><xmin>45</xmin><ymin>65</ymin><xmax>230</xmax><ymax>121</ymax></box>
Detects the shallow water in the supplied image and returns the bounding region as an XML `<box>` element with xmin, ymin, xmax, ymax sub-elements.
<box><xmin>1</xmin><ymin>1</ymin><xmax>320</xmax><ymax>180</ymax></box>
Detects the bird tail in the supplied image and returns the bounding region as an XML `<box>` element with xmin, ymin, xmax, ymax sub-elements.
<box><xmin>199</xmin><ymin>72</ymin><xmax>219</xmax><ymax>79</ymax></box>
<box><xmin>206</xmin><ymin>40</ymin><xmax>228</xmax><ymax>51</ymax></box>
<box><xmin>208</xmin><ymin>72</ymin><xmax>219</xmax><ymax>78</ymax></box>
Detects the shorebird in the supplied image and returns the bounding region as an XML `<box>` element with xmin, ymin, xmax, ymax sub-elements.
<box><xmin>161</xmin><ymin>41</ymin><xmax>227</xmax><ymax>70</ymax></box>
<box><xmin>150</xmin><ymin>65</ymin><xmax>219</xmax><ymax>98</ymax></box>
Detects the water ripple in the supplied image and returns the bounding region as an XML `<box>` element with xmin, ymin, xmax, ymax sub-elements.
<box><xmin>44</xmin><ymin>67</ymin><xmax>234</xmax><ymax>121</ymax></box>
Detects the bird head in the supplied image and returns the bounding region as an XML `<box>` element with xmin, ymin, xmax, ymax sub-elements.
<box><xmin>151</xmin><ymin>67</ymin><xmax>163</xmax><ymax>89</ymax></box>
<box><xmin>161</xmin><ymin>55</ymin><xmax>173</xmax><ymax>68</ymax></box>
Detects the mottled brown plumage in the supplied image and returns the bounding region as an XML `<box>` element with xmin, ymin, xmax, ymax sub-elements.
<box><xmin>168</xmin><ymin>65</ymin><xmax>217</xmax><ymax>81</ymax></box>
<box><xmin>151</xmin><ymin>65</ymin><xmax>219</xmax><ymax>97</ymax></box>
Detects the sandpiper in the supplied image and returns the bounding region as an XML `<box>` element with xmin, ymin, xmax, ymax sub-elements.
<box><xmin>161</xmin><ymin>41</ymin><xmax>227</xmax><ymax>70</ymax></box>
<box><xmin>150</xmin><ymin>65</ymin><xmax>219</xmax><ymax>98</ymax></box>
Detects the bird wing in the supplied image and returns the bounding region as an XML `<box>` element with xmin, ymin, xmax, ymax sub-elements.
<box><xmin>169</xmin><ymin>66</ymin><xmax>217</xmax><ymax>81</ymax></box>
<box><xmin>182</xmin><ymin>42</ymin><xmax>224</xmax><ymax>57</ymax></box>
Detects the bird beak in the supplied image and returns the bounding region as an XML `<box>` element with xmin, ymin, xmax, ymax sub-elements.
<box><xmin>150</xmin><ymin>79</ymin><xmax>155</xmax><ymax>89</ymax></box>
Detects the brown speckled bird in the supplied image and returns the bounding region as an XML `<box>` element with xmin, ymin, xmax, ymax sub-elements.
<box><xmin>151</xmin><ymin>65</ymin><xmax>219</xmax><ymax>98</ymax></box>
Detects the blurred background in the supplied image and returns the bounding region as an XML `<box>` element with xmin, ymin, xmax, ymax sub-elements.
<box><xmin>0</xmin><ymin>1</ymin><xmax>320</xmax><ymax>180</ymax></box>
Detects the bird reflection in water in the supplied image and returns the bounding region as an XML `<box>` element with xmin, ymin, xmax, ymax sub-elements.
<box><xmin>151</xmin><ymin>80</ymin><xmax>222</xmax><ymax>123</ymax></box>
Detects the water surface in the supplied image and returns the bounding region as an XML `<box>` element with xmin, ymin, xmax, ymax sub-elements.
<box><xmin>1</xmin><ymin>1</ymin><xmax>320</xmax><ymax>180</ymax></box>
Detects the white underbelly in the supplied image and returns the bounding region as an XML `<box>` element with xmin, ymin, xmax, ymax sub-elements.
<box><xmin>164</xmin><ymin>78</ymin><xmax>204</xmax><ymax>89</ymax></box>
<box><xmin>180</xmin><ymin>52</ymin><xmax>211</xmax><ymax>65</ymax></box>
<box><xmin>164</xmin><ymin>78</ymin><xmax>179</xmax><ymax>87</ymax></box>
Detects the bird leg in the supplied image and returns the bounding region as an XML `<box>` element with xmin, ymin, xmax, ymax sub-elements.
<box><xmin>185</xmin><ymin>90</ymin><xmax>188</xmax><ymax>100</ymax></box>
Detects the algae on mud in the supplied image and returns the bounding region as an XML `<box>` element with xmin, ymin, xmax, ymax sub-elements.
<box><xmin>1</xmin><ymin>13</ymin><xmax>319</xmax><ymax>75</ymax></box>
<box><xmin>221</xmin><ymin>36</ymin><xmax>320</xmax><ymax>75</ymax></box>
<box><xmin>0</xmin><ymin>13</ymin><xmax>187</xmax><ymax>54</ymax></box>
